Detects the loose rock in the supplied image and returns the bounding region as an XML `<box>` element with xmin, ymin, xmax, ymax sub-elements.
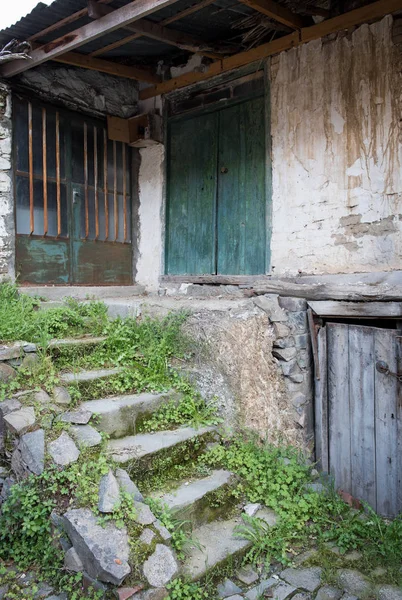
<box><xmin>243</xmin><ymin>503</ymin><xmax>261</xmax><ymax>517</ymax></box>
<box><xmin>116</xmin><ymin>468</ymin><xmax>144</xmax><ymax>502</ymax></box>
<box><xmin>0</xmin><ymin>398</ymin><xmax>22</xmax><ymax>416</ymax></box>
<box><xmin>4</xmin><ymin>406</ymin><xmax>35</xmax><ymax>435</ymax></box>
<box><xmin>153</xmin><ymin>519</ymin><xmax>172</xmax><ymax>541</ymax></box>
<box><xmin>33</xmin><ymin>390</ymin><xmax>51</xmax><ymax>404</ymax></box>
<box><xmin>133</xmin><ymin>501</ymin><xmax>156</xmax><ymax>525</ymax></box>
<box><xmin>64</xmin><ymin>547</ymin><xmax>84</xmax><ymax>572</ymax></box>
<box><xmin>280</xmin><ymin>568</ymin><xmax>322</xmax><ymax>592</ymax></box>
<box><xmin>70</xmin><ymin>424</ymin><xmax>102</xmax><ymax>448</ymax></box>
<box><xmin>377</xmin><ymin>586</ymin><xmax>402</xmax><ymax>600</ymax></box>
<box><xmin>0</xmin><ymin>363</ymin><xmax>17</xmax><ymax>383</ymax></box>
<box><xmin>237</xmin><ymin>565</ymin><xmax>259</xmax><ymax>585</ymax></box>
<box><xmin>134</xmin><ymin>589</ymin><xmax>168</xmax><ymax>600</ymax></box>
<box><xmin>61</xmin><ymin>410</ymin><xmax>92</xmax><ymax>424</ymax></box>
<box><xmin>140</xmin><ymin>528</ymin><xmax>156</xmax><ymax>546</ymax></box>
<box><xmin>21</xmin><ymin>353</ymin><xmax>40</xmax><ymax>370</ymax></box>
<box><xmin>272</xmin><ymin>347</ymin><xmax>297</xmax><ymax>362</ymax></box>
<box><xmin>53</xmin><ymin>386</ymin><xmax>72</xmax><ymax>405</ymax></box>
<box><xmin>48</xmin><ymin>432</ymin><xmax>80</xmax><ymax>466</ymax></box>
<box><xmin>336</xmin><ymin>570</ymin><xmax>371</xmax><ymax>597</ymax></box>
<box><xmin>63</xmin><ymin>508</ymin><xmax>130</xmax><ymax>585</ymax></box>
<box><xmin>98</xmin><ymin>469</ymin><xmax>120</xmax><ymax>513</ymax></box>
<box><xmin>316</xmin><ymin>586</ymin><xmax>343</xmax><ymax>600</ymax></box>
<box><xmin>217</xmin><ymin>579</ymin><xmax>243</xmax><ymax>598</ymax></box>
<box><xmin>254</xmin><ymin>295</ymin><xmax>288</xmax><ymax>322</ymax></box>
<box><xmin>115</xmin><ymin>586</ymin><xmax>144</xmax><ymax>600</ymax></box>
<box><xmin>143</xmin><ymin>544</ymin><xmax>179</xmax><ymax>587</ymax></box>
<box><xmin>11</xmin><ymin>428</ymin><xmax>45</xmax><ymax>477</ymax></box>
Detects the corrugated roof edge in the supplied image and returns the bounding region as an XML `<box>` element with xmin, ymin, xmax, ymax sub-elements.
<box><xmin>1</xmin><ymin>2</ymin><xmax>53</xmax><ymax>36</ymax></box>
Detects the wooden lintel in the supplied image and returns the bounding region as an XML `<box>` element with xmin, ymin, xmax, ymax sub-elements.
<box><xmin>238</xmin><ymin>0</ymin><xmax>305</xmax><ymax>29</ymax></box>
<box><xmin>140</xmin><ymin>0</ymin><xmax>402</xmax><ymax>99</ymax></box>
<box><xmin>0</xmin><ymin>0</ymin><xmax>182</xmax><ymax>78</ymax></box>
<box><xmin>53</xmin><ymin>51</ymin><xmax>160</xmax><ymax>84</ymax></box>
<box><xmin>307</xmin><ymin>301</ymin><xmax>402</xmax><ymax>318</ymax></box>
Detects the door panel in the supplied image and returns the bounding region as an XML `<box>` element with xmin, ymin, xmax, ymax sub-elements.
<box><xmin>217</xmin><ymin>97</ymin><xmax>266</xmax><ymax>275</ymax></box>
<box><xmin>166</xmin><ymin>112</ymin><xmax>218</xmax><ymax>275</ymax></box>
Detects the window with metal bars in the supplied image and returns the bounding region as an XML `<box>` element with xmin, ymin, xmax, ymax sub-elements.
<box><xmin>14</xmin><ymin>96</ymin><xmax>132</xmax><ymax>244</ymax></box>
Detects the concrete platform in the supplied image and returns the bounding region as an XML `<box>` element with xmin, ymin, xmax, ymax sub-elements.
<box><xmin>21</xmin><ymin>285</ymin><xmax>145</xmax><ymax>301</ymax></box>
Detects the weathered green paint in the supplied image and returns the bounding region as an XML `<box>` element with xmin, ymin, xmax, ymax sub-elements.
<box><xmin>166</xmin><ymin>96</ymin><xmax>267</xmax><ymax>276</ymax></box>
<box><xmin>166</xmin><ymin>111</ymin><xmax>218</xmax><ymax>275</ymax></box>
<box><xmin>16</xmin><ymin>237</ymin><xmax>69</xmax><ymax>284</ymax></box>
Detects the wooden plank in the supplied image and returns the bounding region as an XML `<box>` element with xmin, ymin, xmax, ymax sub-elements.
<box><xmin>140</xmin><ymin>0</ymin><xmax>402</xmax><ymax>99</ymax></box>
<box><xmin>28</xmin><ymin>102</ymin><xmax>34</xmax><ymax>235</ymax></box>
<box><xmin>327</xmin><ymin>323</ymin><xmax>352</xmax><ymax>492</ymax></box>
<box><xmin>374</xmin><ymin>328</ymin><xmax>400</xmax><ymax>516</ymax></box>
<box><xmin>42</xmin><ymin>108</ymin><xmax>48</xmax><ymax>236</ymax></box>
<box><xmin>315</xmin><ymin>326</ymin><xmax>329</xmax><ymax>471</ymax></box>
<box><xmin>166</xmin><ymin>111</ymin><xmax>218</xmax><ymax>275</ymax></box>
<box><xmin>308</xmin><ymin>301</ymin><xmax>402</xmax><ymax>318</ymax></box>
<box><xmin>217</xmin><ymin>97</ymin><xmax>266</xmax><ymax>275</ymax></box>
<box><xmin>55</xmin><ymin>112</ymin><xmax>61</xmax><ymax>236</ymax></box>
<box><xmin>307</xmin><ymin>308</ymin><xmax>320</xmax><ymax>380</ymax></box>
<box><xmin>91</xmin><ymin>0</ymin><xmax>217</xmax><ymax>57</ymax></box>
<box><xmin>349</xmin><ymin>326</ymin><xmax>376</xmax><ymax>510</ymax></box>
<box><xmin>103</xmin><ymin>129</ymin><xmax>109</xmax><ymax>240</ymax></box>
<box><xmin>238</xmin><ymin>0</ymin><xmax>305</xmax><ymax>29</ymax></box>
<box><xmin>1</xmin><ymin>0</ymin><xmax>182</xmax><ymax>77</ymax></box>
<box><xmin>53</xmin><ymin>51</ymin><xmax>160</xmax><ymax>84</ymax></box>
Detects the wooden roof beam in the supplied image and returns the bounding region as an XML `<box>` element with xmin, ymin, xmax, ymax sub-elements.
<box><xmin>0</xmin><ymin>0</ymin><xmax>182</xmax><ymax>78</ymax></box>
<box><xmin>87</xmin><ymin>0</ymin><xmax>234</xmax><ymax>59</ymax></box>
<box><xmin>139</xmin><ymin>0</ymin><xmax>402</xmax><ymax>99</ymax></box>
<box><xmin>238</xmin><ymin>0</ymin><xmax>306</xmax><ymax>30</ymax></box>
<box><xmin>90</xmin><ymin>0</ymin><xmax>217</xmax><ymax>57</ymax></box>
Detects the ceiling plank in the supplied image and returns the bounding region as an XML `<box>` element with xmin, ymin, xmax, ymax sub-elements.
<box><xmin>238</xmin><ymin>0</ymin><xmax>305</xmax><ymax>29</ymax></box>
<box><xmin>1</xmin><ymin>0</ymin><xmax>182</xmax><ymax>78</ymax></box>
<box><xmin>87</xmin><ymin>1</ymin><xmax>232</xmax><ymax>59</ymax></box>
<box><xmin>90</xmin><ymin>0</ymin><xmax>217</xmax><ymax>58</ymax></box>
<box><xmin>139</xmin><ymin>0</ymin><xmax>402</xmax><ymax>99</ymax></box>
<box><xmin>53</xmin><ymin>51</ymin><xmax>160</xmax><ymax>83</ymax></box>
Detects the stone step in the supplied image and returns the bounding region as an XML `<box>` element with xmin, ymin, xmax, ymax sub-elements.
<box><xmin>81</xmin><ymin>391</ymin><xmax>179</xmax><ymax>438</ymax></box>
<box><xmin>107</xmin><ymin>426</ymin><xmax>216</xmax><ymax>465</ymax></box>
<box><xmin>23</xmin><ymin>285</ymin><xmax>145</xmax><ymax>301</ymax></box>
<box><xmin>152</xmin><ymin>469</ymin><xmax>236</xmax><ymax>527</ymax></box>
<box><xmin>60</xmin><ymin>367</ymin><xmax>123</xmax><ymax>384</ymax></box>
<box><xmin>182</xmin><ymin>508</ymin><xmax>277</xmax><ymax>581</ymax></box>
<box><xmin>48</xmin><ymin>336</ymin><xmax>107</xmax><ymax>350</ymax></box>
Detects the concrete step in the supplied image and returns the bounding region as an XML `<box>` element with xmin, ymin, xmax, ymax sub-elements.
<box><xmin>81</xmin><ymin>391</ymin><xmax>179</xmax><ymax>438</ymax></box>
<box><xmin>152</xmin><ymin>469</ymin><xmax>236</xmax><ymax>527</ymax></box>
<box><xmin>22</xmin><ymin>285</ymin><xmax>145</xmax><ymax>301</ymax></box>
<box><xmin>107</xmin><ymin>426</ymin><xmax>216</xmax><ymax>465</ymax></box>
<box><xmin>182</xmin><ymin>508</ymin><xmax>277</xmax><ymax>581</ymax></box>
<box><xmin>60</xmin><ymin>367</ymin><xmax>123</xmax><ymax>384</ymax></box>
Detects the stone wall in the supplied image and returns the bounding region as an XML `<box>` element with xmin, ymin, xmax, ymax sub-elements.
<box><xmin>270</xmin><ymin>16</ymin><xmax>402</xmax><ymax>276</ymax></box>
<box><xmin>0</xmin><ymin>81</ymin><xmax>14</xmax><ymax>281</ymax></box>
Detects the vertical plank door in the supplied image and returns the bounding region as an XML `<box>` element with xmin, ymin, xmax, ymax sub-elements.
<box><xmin>166</xmin><ymin>112</ymin><xmax>218</xmax><ymax>275</ymax></box>
<box><xmin>217</xmin><ymin>97</ymin><xmax>266</xmax><ymax>275</ymax></box>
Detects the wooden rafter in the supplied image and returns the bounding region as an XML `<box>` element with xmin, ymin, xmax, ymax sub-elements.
<box><xmin>238</xmin><ymin>0</ymin><xmax>305</xmax><ymax>29</ymax></box>
<box><xmin>87</xmin><ymin>0</ymin><xmax>233</xmax><ymax>59</ymax></box>
<box><xmin>139</xmin><ymin>0</ymin><xmax>402</xmax><ymax>99</ymax></box>
<box><xmin>90</xmin><ymin>0</ymin><xmax>217</xmax><ymax>57</ymax></box>
<box><xmin>0</xmin><ymin>0</ymin><xmax>182</xmax><ymax>78</ymax></box>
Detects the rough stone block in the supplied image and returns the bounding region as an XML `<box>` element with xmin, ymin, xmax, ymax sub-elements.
<box><xmin>273</xmin><ymin>337</ymin><xmax>295</xmax><ymax>349</ymax></box>
<box><xmin>377</xmin><ymin>585</ymin><xmax>402</xmax><ymax>600</ymax></box>
<box><xmin>153</xmin><ymin>519</ymin><xmax>172</xmax><ymax>541</ymax></box>
<box><xmin>0</xmin><ymin>363</ymin><xmax>17</xmax><ymax>383</ymax></box>
<box><xmin>64</xmin><ymin>547</ymin><xmax>84</xmax><ymax>573</ymax></box>
<box><xmin>64</xmin><ymin>508</ymin><xmax>130</xmax><ymax>585</ymax></box>
<box><xmin>273</xmin><ymin>347</ymin><xmax>297</xmax><ymax>362</ymax></box>
<box><xmin>70</xmin><ymin>424</ymin><xmax>102</xmax><ymax>448</ymax></box>
<box><xmin>278</xmin><ymin>297</ymin><xmax>307</xmax><ymax>311</ymax></box>
<box><xmin>140</xmin><ymin>528</ymin><xmax>156</xmax><ymax>546</ymax></box>
<box><xmin>11</xmin><ymin>429</ymin><xmax>45</xmax><ymax>478</ymax></box>
<box><xmin>133</xmin><ymin>501</ymin><xmax>156</xmax><ymax>525</ymax></box>
<box><xmin>294</xmin><ymin>334</ymin><xmax>309</xmax><ymax>349</ymax></box>
<box><xmin>116</xmin><ymin>468</ymin><xmax>144</xmax><ymax>502</ymax></box>
<box><xmin>143</xmin><ymin>544</ymin><xmax>179</xmax><ymax>587</ymax></box>
<box><xmin>336</xmin><ymin>570</ymin><xmax>371</xmax><ymax>596</ymax></box>
<box><xmin>280</xmin><ymin>568</ymin><xmax>322</xmax><ymax>592</ymax></box>
<box><xmin>288</xmin><ymin>311</ymin><xmax>308</xmax><ymax>333</ymax></box>
<box><xmin>53</xmin><ymin>386</ymin><xmax>72</xmax><ymax>405</ymax></box>
<box><xmin>48</xmin><ymin>432</ymin><xmax>80</xmax><ymax>466</ymax></box>
<box><xmin>254</xmin><ymin>295</ymin><xmax>288</xmax><ymax>322</ymax></box>
<box><xmin>0</xmin><ymin>398</ymin><xmax>22</xmax><ymax>416</ymax></box>
<box><xmin>98</xmin><ymin>470</ymin><xmax>120</xmax><ymax>513</ymax></box>
<box><xmin>236</xmin><ymin>565</ymin><xmax>259</xmax><ymax>585</ymax></box>
<box><xmin>315</xmin><ymin>586</ymin><xmax>343</xmax><ymax>600</ymax></box>
<box><xmin>60</xmin><ymin>410</ymin><xmax>92</xmax><ymax>424</ymax></box>
<box><xmin>217</xmin><ymin>579</ymin><xmax>243</xmax><ymax>598</ymax></box>
<box><xmin>4</xmin><ymin>406</ymin><xmax>35</xmax><ymax>435</ymax></box>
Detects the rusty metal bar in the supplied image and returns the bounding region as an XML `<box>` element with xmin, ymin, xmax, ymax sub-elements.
<box><xmin>84</xmin><ymin>121</ymin><xmax>89</xmax><ymax>239</ymax></box>
<box><xmin>113</xmin><ymin>140</ymin><xmax>118</xmax><ymax>241</ymax></box>
<box><xmin>42</xmin><ymin>107</ymin><xmax>48</xmax><ymax>235</ymax></box>
<box><xmin>94</xmin><ymin>125</ymin><xmax>99</xmax><ymax>239</ymax></box>
<box><xmin>28</xmin><ymin>102</ymin><xmax>34</xmax><ymax>234</ymax></box>
<box><xmin>104</xmin><ymin>128</ymin><xmax>109</xmax><ymax>240</ymax></box>
<box><xmin>56</xmin><ymin>111</ymin><xmax>61</xmax><ymax>236</ymax></box>
<box><xmin>122</xmin><ymin>143</ymin><xmax>127</xmax><ymax>242</ymax></box>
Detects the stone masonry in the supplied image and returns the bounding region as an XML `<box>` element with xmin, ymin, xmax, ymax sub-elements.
<box><xmin>0</xmin><ymin>81</ymin><xmax>14</xmax><ymax>281</ymax></box>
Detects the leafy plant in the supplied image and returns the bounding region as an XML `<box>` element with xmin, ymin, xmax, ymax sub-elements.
<box><xmin>166</xmin><ymin>578</ymin><xmax>211</xmax><ymax>600</ymax></box>
<box><xmin>146</xmin><ymin>498</ymin><xmax>196</xmax><ymax>560</ymax></box>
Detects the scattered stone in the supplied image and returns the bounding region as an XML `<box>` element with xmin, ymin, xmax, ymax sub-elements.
<box><xmin>53</xmin><ymin>386</ymin><xmax>72</xmax><ymax>405</ymax></box>
<box><xmin>153</xmin><ymin>519</ymin><xmax>172</xmax><ymax>541</ymax></box>
<box><xmin>278</xmin><ymin>297</ymin><xmax>307</xmax><ymax>312</ymax></box>
<box><xmin>21</xmin><ymin>353</ymin><xmax>40</xmax><ymax>370</ymax></box>
<box><xmin>340</xmin><ymin>595</ymin><xmax>358</xmax><ymax>600</ymax></box>
<box><xmin>64</xmin><ymin>547</ymin><xmax>84</xmax><ymax>572</ymax></box>
<box><xmin>63</xmin><ymin>508</ymin><xmax>130</xmax><ymax>585</ymax></box>
<box><xmin>343</xmin><ymin>550</ymin><xmax>362</xmax><ymax>562</ymax></box>
<box><xmin>23</xmin><ymin>343</ymin><xmax>37</xmax><ymax>353</ymax></box>
<box><xmin>336</xmin><ymin>570</ymin><xmax>371</xmax><ymax>596</ymax></box>
<box><xmin>316</xmin><ymin>586</ymin><xmax>343</xmax><ymax>600</ymax></box>
<box><xmin>82</xmin><ymin>571</ymin><xmax>108</xmax><ymax>594</ymax></box>
<box><xmin>143</xmin><ymin>544</ymin><xmax>179</xmax><ymax>587</ymax></box>
<box><xmin>0</xmin><ymin>477</ymin><xmax>14</xmax><ymax>502</ymax></box>
<box><xmin>0</xmin><ymin>466</ymin><xmax>8</xmax><ymax>476</ymax></box>
<box><xmin>280</xmin><ymin>568</ymin><xmax>322</xmax><ymax>592</ymax></box>
<box><xmin>0</xmin><ymin>343</ymin><xmax>24</xmax><ymax>361</ymax></box>
<box><xmin>254</xmin><ymin>295</ymin><xmax>288</xmax><ymax>322</ymax></box>
<box><xmin>134</xmin><ymin>501</ymin><xmax>156</xmax><ymax>525</ymax></box>
<box><xmin>274</xmin><ymin>582</ymin><xmax>298</xmax><ymax>600</ymax></box>
<box><xmin>226</xmin><ymin>596</ymin><xmax>244</xmax><ymax>600</ymax></box>
<box><xmin>310</xmin><ymin>469</ymin><xmax>319</xmax><ymax>479</ymax></box>
<box><xmin>61</xmin><ymin>410</ymin><xmax>92</xmax><ymax>424</ymax></box>
<box><xmin>33</xmin><ymin>390</ymin><xmax>51</xmax><ymax>404</ymax></box>
<box><xmin>292</xmin><ymin>594</ymin><xmax>312</xmax><ymax>600</ymax></box>
<box><xmin>98</xmin><ymin>470</ymin><xmax>121</xmax><ymax>513</ymax></box>
<box><xmin>245</xmin><ymin>578</ymin><xmax>277</xmax><ymax>600</ymax></box>
<box><xmin>48</xmin><ymin>432</ymin><xmax>80</xmax><ymax>466</ymax></box>
<box><xmin>273</xmin><ymin>338</ymin><xmax>295</xmax><ymax>349</ymax></box>
<box><xmin>280</xmin><ymin>359</ymin><xmax>300</xmax><ymax>378</ymax></box>
<box><xmin>273</xmin><ymin>323</ymin><xmax>291</xmax><ymax>338</ymax></box>
<box><xmin>377</xmin><ymin>586</ymin><xmax>402</xmax><ymax>600</ymax></box>
<box><xmin>116</xmin><ymin>468</ymin><xmax>144</xmax><ymax>502</ymax></box>
<box><xmin>294</xmin><ymin>334</ymin><xmax>309</xmax><ymax>349</ymax></box>
<box><xmin>292</xmin><ymin>393</ymin><xmax>307</xmax><ymax>408</ymax></box>
<box><xmin>236</xmin><ymin>565</ymin><xmax>259</xmax><ymax>585</ymax></box>
<box><xmin>272</xmin><ymin>347</ymin><xmax>297</xmax><ymax>362</ymax></box>
<box><xmin>115</xmin><ymin>586</ymin><xmax>144</xmax><ymax>600</ymax></box>
<box><xmin>0</xmin><ymin>363</ymin><xmax>17</xmax><ymax>383</ymax></box>
<box><xmin>217</xmin><ymin>578</ymin><xmax>243</xmax><ymax>598</ymax></box>
<box><xmin>287</xmin><ymin>311</ymin><xmax>308</xmax><ymax>333</ymax></box>
<box><xmin>0</xmin><ymin>398</ymin><xmax>22</xmax><ymax>416</ymax></box>
<box><xmin>4</xmin><ymin>406</ymin><xmax>35</xmax><ymax>435</ymax></box>
<box><xmin>34</xmin><ymin>581</ymin><xmax>54</xmax><ymax>598</ymax></box>
<box><xmin>0</xmin><ymin>587</ymin><xmax>9</xmax><ymax>600</ymax></box>
<box><xmin>140</xmin><ymin>528</ymin><xmax>156</xmax><ymax>546</ymax></box>
<box><xmin>304</xmin><ymin>482</ymin><xmax>326</xmax><ymax>494</ymax></box>
<box><xmin>243</xmin><ymin>503</ymin><xmax>261</xmax><ymax>517</ymax></box>
<box><xmin>11</xmin><ymin>428</ymin><xmax>45</xmax><ymax>477</ymax></box>
<box><xmin>135</xmin><ymin>589</ymin><xmax>168</xmax><ymax>600</ymax></box>
<box><xmin>70</xmin><ymin>424</ymin><xmax>102</xmax><ymax>448</ymax></box>
<box><xmin>46</xmin><ymin>596</ymin><xmax>68</xmax><ymax>600</ymax></box>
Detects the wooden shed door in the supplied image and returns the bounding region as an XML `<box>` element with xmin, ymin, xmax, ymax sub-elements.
<box><xmin>14</xmin><ymin>97</ymin><xmax>133</xmax><ymax>285</ymax></box>
<box><xmin>166</xmin><ymin>96</ymin><xmax>267</xmax><ymax>275</ymax></box>
<box><xmin>315</xmin><ymin>323</ymin><xmax>402</xmax><ymax>517</ymax></box>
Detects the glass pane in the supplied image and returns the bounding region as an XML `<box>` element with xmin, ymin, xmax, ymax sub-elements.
<box><xmin>125</xmin><ymin>195</ymin><xmax>132</xmax><ymax>243</ymax></box>
<box><xmin>97</xmin><ymin>191</ymin><xmax>106</xmax><ymax>242</ymax></box>
<box><xmin>72</xmin><ymin>121</ymin><xmax>84</xmax><ymax>184</ymax></box>
<box><xmin>87</xmin><ymin>125</ymin><xmax>95</xmax><ymax>187</ymax></box>
<box><xmin>33</xmin><ymin>179</ymin><xmax>44</xmax><ymax>236</ymax></box>
<box><xmin>46</xmin><ymin>181</ymin><xmax>68</xmax><ymax>238</ymax></box>
<box><xmin>107</xmin><ymin>193</ymin><xmax>115</xmax><ymax>241</ymax></box>
<box><xmin>88</xmin><ymin>188</ymin><xmax>96</xmax><ymax>240</ymax></box>
<box><xmin>32</xmin><ymin>105</ymin><xmax>43</xmax><ymax>177</ymax></box>
<box><xmin>15</xmin><ymin>176</ymin><xmax>30</xmax><ymax>234</ymax></box>
<box><xmin>14</xmin><ymin>99</ymin><xmax>28</xmax><ymax>173</ymax></box>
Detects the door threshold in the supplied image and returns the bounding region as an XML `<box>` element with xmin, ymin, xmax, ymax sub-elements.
<box><xmin>20</xmin><ymin>285</ymin><xmax>146</xmax><ymax>301</ymax></box>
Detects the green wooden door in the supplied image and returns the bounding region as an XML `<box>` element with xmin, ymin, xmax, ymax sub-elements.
<box><xmin>166</xmin><ymin>96</ymin><xmax>267</xmax><ymax>276</ymax></box>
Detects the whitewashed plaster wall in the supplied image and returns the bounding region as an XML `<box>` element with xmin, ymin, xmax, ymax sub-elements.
<box><xmin>270</xmin><ymin>16</ymin><xmax>402</xmax><ymax>275</ymax></box>
<box><xmin>136</xmin><ymin>144</ymin><xmax>165</xmax><ymax>290</ymax></box>
<box><xmin>0</xmin><ymin>82</ymin><xmax>14</xmax><ymax>281</ymax></box>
